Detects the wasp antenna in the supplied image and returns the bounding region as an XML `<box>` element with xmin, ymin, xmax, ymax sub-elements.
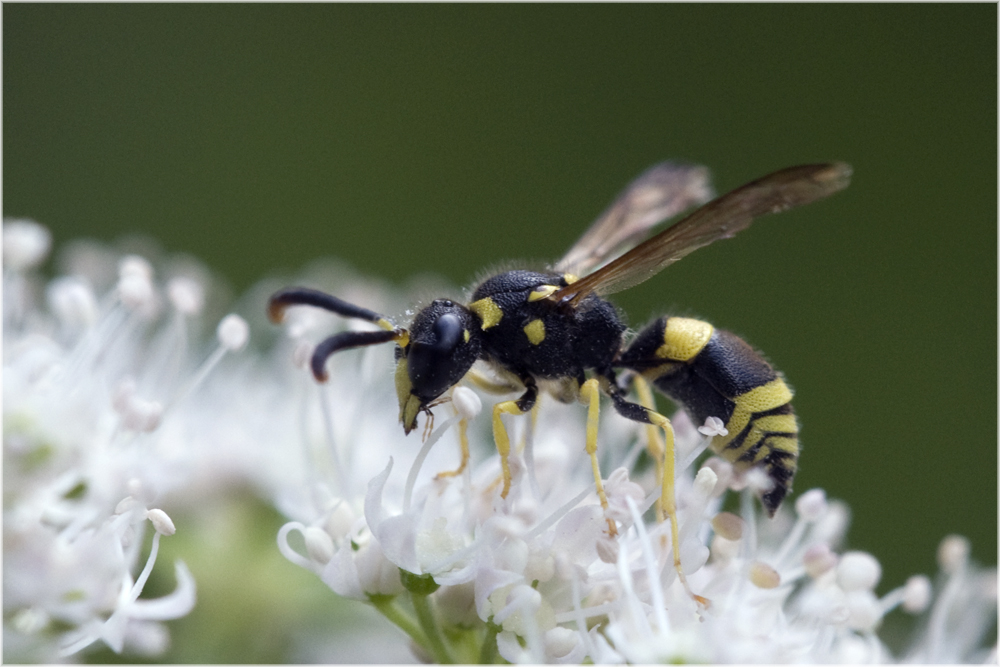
<box><xmin>310</xmin><ymin>329</ymin><xmax>401</xmax><ymax>382</ymax></box>
<box><xmin>268</xmin><ymin>287</ymin><xmax>394</xmax><ymax>328</ymax></box>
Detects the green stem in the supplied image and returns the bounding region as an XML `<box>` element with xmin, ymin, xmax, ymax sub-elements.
<box><xmin>479</xmin><ymin>620</ymin><xmax>501</xmax><ymax>664</ymax></box>
<box><xmin>368</xmin><ymin>594</ymin><xmax>427</xmax><ymax>650</ymax></box>
<box><xmin>411</xmin><ymin>591</ymin><xmax>454</xmax><ymax>664</ymax></box>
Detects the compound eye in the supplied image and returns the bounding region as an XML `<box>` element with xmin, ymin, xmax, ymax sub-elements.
<box><xmin>430</xmin><ymin>312</ymin><xmax>463</xmax><ymax>353</ymax></box>
<box><xmin>407</xmin><ymin>312</ymin><xmax>467</xmax><ymax>399</ymax></box>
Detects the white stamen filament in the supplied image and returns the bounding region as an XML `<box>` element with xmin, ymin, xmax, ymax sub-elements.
<box><xmin>403</xmin><ymin>416</ymin><xmax>458</xmax><ymax>512</ymax></box>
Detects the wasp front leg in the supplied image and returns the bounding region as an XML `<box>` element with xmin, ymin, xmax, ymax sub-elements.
<box><xmin>436</xmin><ymin>413</ymin><xmax>470</xmax><ymax>480</ymax></box>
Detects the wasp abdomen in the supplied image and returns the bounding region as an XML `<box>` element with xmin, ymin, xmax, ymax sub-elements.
<box><xmin>619</xmin><ymin>316</ymin><xmax>799</xmax><ymax>515</ymax></box>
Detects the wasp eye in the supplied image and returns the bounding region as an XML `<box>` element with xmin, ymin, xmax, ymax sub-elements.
<box><xmin>430</xmin><ymin>312</ymin><xmax>462</xmax><ymax>352</ymax></box>
<box><xmin>407</xmin><ymin>312</ymin><xmax>468</xmax><ymax>400</ymax></box>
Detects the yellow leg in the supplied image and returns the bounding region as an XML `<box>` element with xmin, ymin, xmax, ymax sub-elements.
<box><xmin>580</xmin><ymin>379</ymin><xmax>617</xmax><ymax>537</ymax></box>
<box><xmin>633</xmin><ymin>376</ymin><xmax>666</xmax><ymax>520</ymax></box>
<box><xmin>465</xmin><ymin>368</ymin><xmax>521</xmax><ymax>395</ymax></box>
<box><xmin>492</xmin><ymin>400</ymin><xmax>525</xmax><ymax>498</ymax></box>
<box><xmin>436</xmin><ymin>417</ymin><xmax>470</xmax><ymax>479</ymax></box>
<box><xmin>644</xmin><ymin>408</ymin><xmax>710</xmax><ymax>608</ymax></box>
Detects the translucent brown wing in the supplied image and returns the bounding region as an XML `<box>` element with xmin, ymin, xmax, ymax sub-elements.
<box><xmin>554</xmin><ymin>162</ymin><xmax>714</xmax><ymax>276</ymax></box>
<box><xmin>553</xmin><ymin>162</ymin><xmax>853</xmax><ymax>306</ymax></box>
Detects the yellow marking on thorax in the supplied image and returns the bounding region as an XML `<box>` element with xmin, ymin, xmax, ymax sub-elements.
<box><xmin>656</xmin><ymin>317</ymin><xmax>715</xmax><ymax>361</ymax></box>
<box><xmin>527</xmin><ymin>285</ymin><xmax>559</xmax><ymax>302</ymax></box>
<box><xmin>562</xmin><ymin>273</ymin><xmax>579</xmax><ymax>284</ymax></box>
<box><xmin>523</xmin><ymin>319</ymin><xmax>546</xmax><ymax>345</ymax></box>
<box><xmin>469</xmin><ymin>297</ymin><xmax>503</xmax><ymax>330</ymax></box>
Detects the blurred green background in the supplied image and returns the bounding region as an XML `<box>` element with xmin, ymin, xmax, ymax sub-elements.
<box><xmin>5</xmin><ymin>4</ymin><xmax>996</xmax><ymax>662</ymax></box>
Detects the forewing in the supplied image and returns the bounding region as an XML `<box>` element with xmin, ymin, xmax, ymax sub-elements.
<box><xmin>553</xmin><ymin>162</ymin><xmax>853</xmax><ymax>306</ymax></box>
<box><xmin>554</xmin><ymin>162</ymin><xmax>714</xmax><ymax>276</ymax></box>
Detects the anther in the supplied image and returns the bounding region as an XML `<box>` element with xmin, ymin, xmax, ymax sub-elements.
<box><xmin>3</xmin><ymin>218</ymin><xmax>52</xmax><ymax>270</ymax></box>
<box><xmin>217</xmin><ymin>314</ymin><xmax>249</xmax><ymax>351</ymax></box>
<box><xmin>937</xmin><ymin>534</ymin><xmax>970</xmax><ymax>574</ymax></box>
<box><xmin>146</xmin><ymin>508</ymin><xmax>176</xmax><ymax>536</ymax></box>
<box><xmin>837</xmin><ymin>551</ymin><xmax>882</xmax><ymax>592</ymax></box>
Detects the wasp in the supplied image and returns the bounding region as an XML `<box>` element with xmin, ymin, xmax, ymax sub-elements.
<box><xmin>269</xmin><ymin>161</ymin><xmax>851</xmax><ymax>586</ymax></box>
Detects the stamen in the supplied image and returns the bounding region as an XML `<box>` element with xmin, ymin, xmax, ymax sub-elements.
<box><xmin>317</xmin><ymin>383</ymin><xmax>349</xmax><ymax>499</ymax></box>
<box><xmin>146</xmin><ymin>509</ymin><xmax>175</xmax><ymax>536</ymax></box>
<box><xmin>626</xmin><ymin>495</ymin><xmax>670</xmax><ymax>633</ymax></box>
<box><xmin>166</xmin><ymin>276</ymin><xmax>204</xmax><ymax>316</ymax></box>
<box><xmin>937</xmin><ymin>534</ymin><xmax>970</xmax><ymax>574</ymax></box>
<box><xmin>168</xmin><ymin>313</ymin><xmax>249</xmax><ymax>408</ymax></box>
<box><xmin>615</xmin><ymin>540</ymin><xmax>654</xmax><ymax>639</ymax></box>
<box><xmin>837</xmin><ymin>551</ymin><xmax>882</xmax><ymax>592</ymax></box>
<box><xmin>3</xmin><ymin>218</ymin><xmax>51</xmax><ymax>270</ymax></box>
<box><xmin>48</xmin><ymin>276</ymin><xmax>99</xmax><ymax>331</ymax></box>
<box><xmin>803</xmin><ymin>543</ymin><xmax>838</xmax><ymax>578</ymax></box>
<box><xmin>711</xmin><ymin>511</ymin><xmax>744</xmax><ymax>541</ymax></box>
<box><xmin>879</xmin><ymin>574</ymin><xmax>931</xmax><ymax>615</ymax></box>
<box><xmin>525</xmin><ymin>487</ymin><xmax>591</xmax><ymax>540</ymax></box>
<box><xmin>404</xmin><ymin>416</ymin><xmax>458</xmax><ymax>512</ymax></box>
<box><xmin>749</xmin><ymin>561</ymin><xmax>781</xmax><ymax>589</ymax></box>
<box><xmin>770</xmin><ymin>489</ymin><xmax>829</xmax><ymax>572</ymax></box>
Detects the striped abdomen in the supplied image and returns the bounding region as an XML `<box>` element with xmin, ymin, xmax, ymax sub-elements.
<box><xmin>618</xmin><ymin>316</ymin><xmax>798</xmax><ymax>516</ymax></box>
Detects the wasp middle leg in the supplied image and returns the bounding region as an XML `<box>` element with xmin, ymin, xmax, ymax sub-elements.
<box><xmin>492</xmin><ymin>376</ymin><xmax>538</xmax><ymax>499</ymax></box>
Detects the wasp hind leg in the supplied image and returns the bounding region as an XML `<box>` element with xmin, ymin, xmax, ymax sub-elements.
<box><xmin>604</xmin><ymin>375</ymin><xmax>708</xmax><ymax>608</ymax></box>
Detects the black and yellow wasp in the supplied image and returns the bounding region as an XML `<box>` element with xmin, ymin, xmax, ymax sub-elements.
<box><xmin>269</xmin><ymin>161</ymin><xmax>851</xmax><ymax>583</ymax></box>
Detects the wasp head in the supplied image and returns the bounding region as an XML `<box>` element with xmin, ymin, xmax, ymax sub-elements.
<box><xmin>395</xmin><ymin>299</ymin><xmax>481</xmax><ymax>434</ymax></box>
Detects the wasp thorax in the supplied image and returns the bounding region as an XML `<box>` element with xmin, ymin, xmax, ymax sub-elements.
<box><xmin>395</xmin><ymin>300</ymin><xmax>481</xmax><ymax>434</ymax></box>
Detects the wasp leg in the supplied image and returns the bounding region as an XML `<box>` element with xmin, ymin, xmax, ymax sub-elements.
<box><xmin>580</xmin><ymin>378</ymin><xmax>618</xmax><ymax>537</ymax></box>
<box><xmin>436</xmin><ymin>414</ymin><xmax>470</xmax><ymax>479</ymax></box>
<box><xmin>605</xmin><ymin>380</ymin><xmax>707</xmax><ymax>607</ymax></box>
<box><xmin>464</xmin><ymin>367</ymin><xmax>522</xmax><ymax>395</ymax></box>
<box><xmin>492</xmin><ymin>378</ymin><xmax>537</xmax><ymax>498</ymax></box>
<box><xmin>631</xmin><ymin>375</ymin><xmax>667</xmax><ymax>518</ymax></box>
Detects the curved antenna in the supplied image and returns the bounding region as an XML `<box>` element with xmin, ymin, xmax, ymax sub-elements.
<box><xmin>268</xmin><ymin>287</ymin><xmax>396</xmax><ymax>330</ymax></box>
<box><xmin>311</xmin><ymin>329</ymin><xmax>401</xmax><ymax>382</ymax></box>
<box><xmin>268</xmin><ymin>286</ymin><xmax>409</xmax><ymax>382</ymax></box>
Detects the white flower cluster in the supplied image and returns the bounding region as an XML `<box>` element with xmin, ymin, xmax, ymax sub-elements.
<box><xmin>6</xmin><ymin>218</ymin><xmax>994</xmax><ymax>663</ymax></box>
<box><xmin>3</xmin><ymin>219</ymin><xmax>257</xmax><ymax>661</ymax></box>
<box><xmin>271</xmin><ymin>265</ymin><xmax>998</xmax><ymax>664</ymax></box>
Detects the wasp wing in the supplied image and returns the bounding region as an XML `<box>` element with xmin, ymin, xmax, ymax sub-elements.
<box><xmin>554</xmin><ymin>161</ymin><xmax>714</xmax><ymax>276</ymax></box>
<box><xmin>553</xmin><ymin>162</ymin><xmax>852</xmax><ymax>306</ymax></box>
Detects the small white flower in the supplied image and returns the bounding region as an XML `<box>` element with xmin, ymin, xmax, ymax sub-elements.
<box><xmin>697</xmin><ymin>415</ymin><xmax>729</xmax><ymax>437</ymax></box>
<box><xmin>3</xmin><ymin>223</ymin><xmax>286</xmax><ymax>660</ymax></box>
